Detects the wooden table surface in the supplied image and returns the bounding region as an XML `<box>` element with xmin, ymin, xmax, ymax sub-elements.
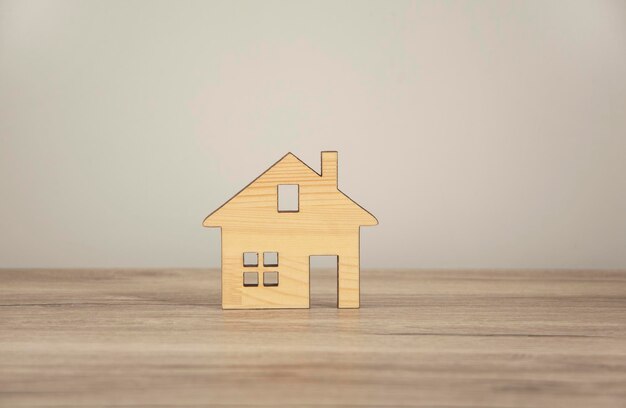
<box><xmin>1</xmin><ymin>269</ymin><xmax>625</xmax><ymax>407</ymax></box>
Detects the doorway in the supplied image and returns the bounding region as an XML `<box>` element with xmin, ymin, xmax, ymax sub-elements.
<box><xmin>309</xmin><ymin>255</ymin><xmax>338</xmax><ymax>307</ymax></box>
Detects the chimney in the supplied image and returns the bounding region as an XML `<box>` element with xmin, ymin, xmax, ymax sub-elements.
<box><xmin>321</xmin><ymin>151</ymin><xmax>338</xmax><ymax>187</ymax></box>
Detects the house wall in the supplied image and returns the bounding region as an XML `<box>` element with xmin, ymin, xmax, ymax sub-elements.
<box><xmin>222</xmin><ymin>227</ymin><xmax>359</xmax><ymax>309</ymax></box>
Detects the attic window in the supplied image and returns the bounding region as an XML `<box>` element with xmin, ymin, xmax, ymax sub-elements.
<box><xmin>277</xmin><ymin>184</ymin><xmax>299</xmax><ymax>212</ymax></box>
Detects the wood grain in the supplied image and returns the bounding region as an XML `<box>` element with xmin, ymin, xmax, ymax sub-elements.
<box><xmin>1</xmin><ymin>269</ymin><xmax>625</xmax><ymax>407</ymax></box>
<box><xmin>203</xmin><ymin>152</ymin><xmax>377</xmax><ymax>309</ymax></box>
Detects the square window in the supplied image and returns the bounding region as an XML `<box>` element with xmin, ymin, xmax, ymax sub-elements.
<box><xmin>263</xmin><ymin>252</ymin><xmax>279</xmax><ymax>267</ymax></box>
<box><xmin>263</xmin><ymin>271</ymin><xmax>279</xmax><ymax>287</ymax></box>
<box><xmin>243</xmin><ymin>272</ymin><xmax>259</xmax><ymax>287</ymax></box>
<box><xmin>277</xmin><ymin>184</ymin><xmax>299</xmax><ymax>212</ymax></box>
<box><xmin>243</xmin><ymin>252</ymin><xmax>258</xmax><ymax>267</ymax></box>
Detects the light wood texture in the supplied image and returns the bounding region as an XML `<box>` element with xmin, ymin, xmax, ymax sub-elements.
<box><xmin>203</xmin><ymin>152</ymin><xmax>377</xmax><ymax>309</ymax></box>
<box><xmin>1</xmin><ymin>268</ymin><xmax>625</xmax><ymax>407</ymax></box>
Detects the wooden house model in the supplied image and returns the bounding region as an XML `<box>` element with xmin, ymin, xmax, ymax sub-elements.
<box><xmin>203</xmin><ymin>151</ymin><xmax>377</xmax><ymax>309</ymax></box>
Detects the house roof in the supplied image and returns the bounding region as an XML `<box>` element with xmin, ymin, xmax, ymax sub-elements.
<box><xmin>203</xmin><ymin>152</ymin><xmax>378</xmax><ymax>227</ymax></box>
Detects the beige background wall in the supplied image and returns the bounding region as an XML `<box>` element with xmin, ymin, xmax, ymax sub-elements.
<box><xmin>1</xmin><ymin>0</ymin><xmax>625</xmax><ymax>269</ymax></box>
